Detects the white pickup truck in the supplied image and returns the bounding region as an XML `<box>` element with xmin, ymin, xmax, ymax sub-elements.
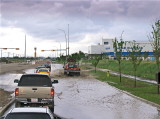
<box><xmin>14</xmin><ymin>74</ymin><xmax>58</xmax><ymax>112</ymax></box>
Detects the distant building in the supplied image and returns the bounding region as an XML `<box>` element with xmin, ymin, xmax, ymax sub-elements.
<box><xmin>88</xmin><ymin>38</ymin><xmax>114</xmax><ymax>55</ymax></box>
<box><xmin>88</xmin><ymin>38</ymin><xmax>154</xmax><ymax>60</ymax></box>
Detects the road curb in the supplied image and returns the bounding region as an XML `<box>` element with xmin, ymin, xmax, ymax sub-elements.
<box><xmin>0</xmin><ymin>98</ymin><xmax>15</xmax><ymax>116</ymax></box>
<box><xmin>109</xmin><ymin>84</ymin><xmax>160</xmax><ymax>116</ymax></box>
<box><xmin>122</xmin><ymin>90</ymin><xmax>160</xmax><ymax>108</ymax></box>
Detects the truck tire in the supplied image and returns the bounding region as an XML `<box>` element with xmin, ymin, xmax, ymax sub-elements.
<box><xmin>49</xmin><ymin>101</ymin><xmax>54</xmax><ymax>113</ymax></box>
<box><xmin>77</xmin><ymin>72</ymin><xmax>80</xmax><ymax>76</ymax></box>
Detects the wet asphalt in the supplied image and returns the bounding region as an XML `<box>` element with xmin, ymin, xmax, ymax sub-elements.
<box><xmin>0</xmin><ymin>64</ymin><xmax>159</xmax><ymax>119</ymax></box>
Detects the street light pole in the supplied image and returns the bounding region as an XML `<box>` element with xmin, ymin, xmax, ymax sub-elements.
<box><xmin>58</xmin><ymin>29</ymin><xmax>67</xmax><ymax>57</ymax></box>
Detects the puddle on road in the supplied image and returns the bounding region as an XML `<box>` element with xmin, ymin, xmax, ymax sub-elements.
<box><xmin>53</xmin><ymin>77</ymin><xmax>159</xmax><ymax>119</ymax></box>
<box><xmin>0</xmin><ymin>73</ymin><xmax>22</xmax><ymax>91</ymax></box>
<box><xmin>0</xmin><ymin>68</ymin><xmax>36</xmax><ymax>92</ymax></box>
<box><xmin>0</xmin><ymin>64</ymin><xmax>62</xmax><ymax>92</ymax></box>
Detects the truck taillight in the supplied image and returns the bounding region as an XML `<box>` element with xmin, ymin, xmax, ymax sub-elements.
<box><xmin>15</xmin><ymin>88</ymin><xmax>19</xmax><ymax>96</ymax></box>
<box><xmin>51</xmin><ymin>89</ymin><xmax>54</xmax><ymax>96</ymax></box>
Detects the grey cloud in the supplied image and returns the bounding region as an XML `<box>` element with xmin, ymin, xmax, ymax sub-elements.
<box><xmin>1</xmin><ymin>0</ymin><xmax>160</xmax><ymax>42</ymax></box>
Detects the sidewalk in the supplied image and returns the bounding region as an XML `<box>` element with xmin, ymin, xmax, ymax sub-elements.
<box><xmin>87</xmin><ymin>64</ymin><xmax>157</xmax><ymax>84</ymax></box>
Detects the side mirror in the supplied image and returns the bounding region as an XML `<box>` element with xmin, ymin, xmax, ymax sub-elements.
<box><xmin>52</xmin><ymin>80</ymin><xmax>58</xmax><ymax>84</ymax></box>
<box><xmin>14</xmin><ymin>79</ymin><xmax>19</xmax><ymax>83</ymax></box>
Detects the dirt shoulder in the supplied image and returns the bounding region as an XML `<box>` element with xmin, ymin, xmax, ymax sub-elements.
<box><xmin>0</xmin><ymin>89</ymin><xmax>13</xmax><ymax>109</ymax></box>
<box><xmin>0</xmin><ymin>61</ymin><xmax>44</xmax><ymax>74</ymax></box>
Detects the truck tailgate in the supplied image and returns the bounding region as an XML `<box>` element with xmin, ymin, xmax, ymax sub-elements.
<box><xmin>17</xmin><ymin>86</ymin><xmax>53</xmax><ymax>99</ymax></box>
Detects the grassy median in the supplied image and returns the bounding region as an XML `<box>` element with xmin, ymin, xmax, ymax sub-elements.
<box><xmin>83</xmin><ymin>59</ymin><xmax>157</xmax><ymax>80</ymax></box>
<box><xmin>89</xmin><ymin>69</ymin><xmax>160</xmax><ymax>105</ymax></box>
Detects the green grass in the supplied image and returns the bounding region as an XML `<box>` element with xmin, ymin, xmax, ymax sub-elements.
<box><xmin>80</xmin><ymin>65</ymin><xmax>92</xmax><ymax>70</ymax></box>
<box><xmin>90</xmin><ymin>69</ymin><xmax>160</xmax><ymax>105</ymax></box>
<box><xmin>96</xmin><ymin>60</ymin><xmax>158</xmax><ymax>80</ymax></box>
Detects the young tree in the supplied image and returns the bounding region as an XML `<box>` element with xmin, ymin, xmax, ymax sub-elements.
<box><xmin>149</xmin><ymin>20</ymin><xmax>160</xmax><ymax>72</ymax></box>
<box><xmin>71</xmin><ymin>51</ymin><xmax>85</xmax><ymax>62</ymax></box>
<box><xmin>127</xmin><ymin>40</ymin><xmax>148</xmax><ymax>87</ymax></box>
<box><xmin>59</xmin><ymin>55</ymin><xmax>67</xmax><ymax>65</ymax></box>
<box><xmin>113</xmin><ymin>32</ymin><xmax>126</xmax><ymax>82</ymax></box>
<box><xmin>92</xmin><ymin>55</ymin><xmax>101</xmax><ymax>73</ymax></box>
<box><xmin>149</xmin><ymin>20</ymin><xmax>160</xmax><ymax>94</ymax></box>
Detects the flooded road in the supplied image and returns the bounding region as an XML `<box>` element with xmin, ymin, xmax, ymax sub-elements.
<box><xmin>54</xmin><ymin>77</ymin><xmax>159</xmax><ymax>119</ymax></box>
<box><xmin>0</xmin><ymin>73</ymin><xmax>21</xmax><ymax>92</ymax></box>
<box><xmin>0</xmin><ymin>64</ymin><xmax>159</xmax><ymax>119</ymax></box>
<box><xmin>53</xmin><ymin>64</ymin><xmax>159</xmax><ymax>119</ymax></box>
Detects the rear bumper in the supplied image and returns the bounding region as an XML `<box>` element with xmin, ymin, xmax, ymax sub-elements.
<box><xmin>15</xmin><ymin>98</ymin><xmax>54</xmax><ymax>105</ymax></box>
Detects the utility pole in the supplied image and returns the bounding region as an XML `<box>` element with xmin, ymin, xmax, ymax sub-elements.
<box><xmin>34</xmin><ymin>47</ymin><xmax>37</xmax><ymax>58</ymax></box>
<box><xmin>68</xmin><ymin>24</ymin><xmax>69</xmax><ymax>56</ymax></box>
<box><xmin>66</xmin><ymin>32</ymin><xmax>67</xmax><ymax>58</ymax></box>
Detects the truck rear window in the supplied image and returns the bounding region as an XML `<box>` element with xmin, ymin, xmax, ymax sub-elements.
<box><xmin>18</xmin><ymin>75</ymin><xmax>52</xmax><ymax>87</ymax></box>
<box><xmin>68</xmin><ymin>64</ymin><xmax>77</xmax><ymax>68</ymax></box>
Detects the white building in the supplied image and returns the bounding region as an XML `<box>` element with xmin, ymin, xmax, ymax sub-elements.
<box><xmin>88</xmin><ymin>38</ymin><xmax>153</xmax><ymax>58</ymax></box>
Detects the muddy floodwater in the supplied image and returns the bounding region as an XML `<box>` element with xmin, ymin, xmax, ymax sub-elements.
<box><xmin>54</xmin><ymin>78</ymin><xmax>159</xmax><ymax>119</ymax></box>
<box><xmin>0</xmin><ymin>64</ymin><xmax>159</xmax><ymax>119</ymax></box>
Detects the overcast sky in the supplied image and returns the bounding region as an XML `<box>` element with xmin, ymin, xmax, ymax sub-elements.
<box><xmin>0</xmin><ymin>0</ymin><xmax>160</xmax><ymax>57</ymax></box>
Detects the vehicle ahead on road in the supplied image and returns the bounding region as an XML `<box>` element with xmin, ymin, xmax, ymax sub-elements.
<box><xmin>35</xmin><ymin>66</ymin><xmax>46</xmax><ymax>73</ymax></box>
<box><xmin>14</xmin><ymin>74</ymin><xmax>58</xmax><ymax>112</ymax></box>
<box><xmin>1</xmin><ymin>107</ymin><xmax>54</xmax><ymax>119</ymax></box>
<box><xmin>64</xmin><ymin>58</ymin><xmax>80</xmax><ymax>76</ymax></box>
<box><xmin>64</xmin><ymin>64</ymin><xmax>80</xmax><ymax>76</ymax></box>
<box><xmin>37</xmin><ymin>68</ymin><xmax>50</xmax><ymax>76</ymax></box>
<box><xmin>44</xmin><ymin>64</ymin><xmax>51</xmax><ymax>71</ymax></box>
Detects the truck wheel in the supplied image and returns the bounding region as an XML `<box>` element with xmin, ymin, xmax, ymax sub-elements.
<box><xmin>49</xmin><ymin>101</ymin><xmax>54</xmax><ymax>113</ymax></box>
<box><xmin>78</xmin><ymin>72</ymin><xmax>80</xmax><ymax>76</ymax></box>
<box><xmin>15</xmin><ymin>102</ymin><xmax>21</xmax><ymax>107</ymax></box>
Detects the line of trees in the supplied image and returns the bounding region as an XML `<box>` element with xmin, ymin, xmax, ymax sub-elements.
<box><xmin>57</xmin><ymin>51</ymin><xmax>85</xmax><ymax>64</ymax></box>
<box><xmin>112</xmin><ymin>20</ymin><xmax>160</xmax><ymax>91</ymax></box>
